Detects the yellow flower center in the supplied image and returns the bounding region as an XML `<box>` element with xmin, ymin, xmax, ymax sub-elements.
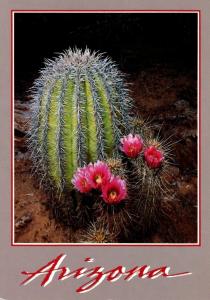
<box><xmin>129</xmin><ymin>146</ymin><xmax>135</xmax><ymax>153</ymax></box>
<box><xmin>109</xmin><ymin>190</ymin><xmax>117</xmax><ymax>200</ymax></box>
<box><xmin>82</xmin><ymin>179</ymin><xmax>87</xmax><ymax>187</ymax></box>
<box><xmin>95</xmin><ymin>175</ymin><xmax>102</xmax><ymax>184</ymax></box>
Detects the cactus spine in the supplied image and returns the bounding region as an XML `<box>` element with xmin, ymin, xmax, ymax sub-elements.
<box><xmin>29</xmin><ymin>49</ymin><xmax>132</xmax><ymax>192</ymax></box>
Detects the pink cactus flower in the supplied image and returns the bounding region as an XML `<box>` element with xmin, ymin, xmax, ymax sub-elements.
<box><xmin>120</xmin><ymin>134</ymin><xmax>143</xmax><ymax>158</ymax></box>
<box><xmin>101</xmin><ymin>176</ymin><xmax>127</xmax><ymax>204</ymax></box>
<box><xmin>144</xmin><ymin>146</ymin><xmax>164</xmax><ymax>169</ymax></box>
<box><xmin>86</xmin><ymin>161</ymin><xmax>111</xmax><ymax>190</ymax></box>
<box><xmin>71</xmin><ymin>166</ymin><xmax>92</xmax><ymax>193</ymax></box>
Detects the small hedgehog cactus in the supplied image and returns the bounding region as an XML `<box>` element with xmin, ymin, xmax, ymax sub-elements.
<box><xmin>29</xmin><ymin>48</ymin><xmax>133</xmax><ymax>192</ymax></box>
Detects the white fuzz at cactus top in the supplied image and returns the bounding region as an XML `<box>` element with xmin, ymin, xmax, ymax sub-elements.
<box><xmin>42</xmin><ymin>48</ymin><xmax>119</xmax><ymax>76</ymax></box>
<box><xmin>60</xmin><ymin>48</ymin><xmax>102</xmax><ymax>66</ymax></box>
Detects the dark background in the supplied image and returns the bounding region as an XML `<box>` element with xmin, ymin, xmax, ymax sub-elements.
<box><xmin>15</xmin><ymin>13</ymin><xmax>197</xmax><ymax>96</ymax></box>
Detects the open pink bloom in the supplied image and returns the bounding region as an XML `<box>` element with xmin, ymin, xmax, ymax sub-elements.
<box><xmin>120</xmin><ymin>134</ymin><xmax>143</xmax><ymax>158</ymax></box>
<box><xmin>144</xmin><ymin>146</ymin><xmax>164</xmax><ymax>169</ymax></box>
<box><xmin>101</xmin><ymin>176</ymin><xmax>127</xmax><ymax>204</ymax></box>
<box><xmin>86</xmin><ymin>161</ymin><xmax>111</xmax><ymax>190</ymax></box>
<box><xmin>71</xmin><ymin>166</ymin><xmax>92</xmax><ymax>193</ymax></box>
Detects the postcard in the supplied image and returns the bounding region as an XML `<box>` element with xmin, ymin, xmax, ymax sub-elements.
<box><xmin>0</xmin><ymin>0</ymin><xmax>209</xmax><ymax>299</ymax></box>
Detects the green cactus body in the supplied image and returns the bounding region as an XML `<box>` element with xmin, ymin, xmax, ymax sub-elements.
<box><xmin>62</xmin><ymin>79</ymin><xmax>78</xmax><ymax>186</ymax></box>
<box><xmin>94</xmin><ymin>75</ymin><xmax>114</xmax><ymax>155</ymax></box>
<box><xmin>29</xmin><ymin>49</ymin><xmax>132</xmax><ymax>192</ymax></box>
<box><xmin>83</xmin><ymin>77</ymin><xmax>98</xmax><ymax>161</ymax></box>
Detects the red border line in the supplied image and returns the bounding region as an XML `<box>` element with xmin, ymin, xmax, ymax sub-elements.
<box><xmin>11</xmin><ymin>10</ymin><xmax>201</xmax><ymax>247</ymax></box>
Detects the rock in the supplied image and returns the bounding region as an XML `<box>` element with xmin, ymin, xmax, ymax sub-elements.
<box><xmin>15</xmin><ymin>213</ymin><xmax>32</xmax><ymax>231</ymax></box>
<box><xmin>14</xmin><ymin>99</ymin><xmax>31</xmax><ymax>134</ymax></box>
<box><xmin>14</xmin><ymin>99</ymin><xmax>32</xmax><ymax>153</ymax></box>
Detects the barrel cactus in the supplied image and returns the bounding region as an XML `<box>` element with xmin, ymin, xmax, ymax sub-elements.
<box><xmin>28</xmin><ymin>48</ymin><xmax>133</xmax><ymax>193</ymax></box>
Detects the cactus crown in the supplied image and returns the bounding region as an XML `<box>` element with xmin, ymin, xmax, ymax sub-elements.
<box><xmin>28</xmin><ymin>48</ymin><xmax>133</xmax><ymax>192</ymax></box>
